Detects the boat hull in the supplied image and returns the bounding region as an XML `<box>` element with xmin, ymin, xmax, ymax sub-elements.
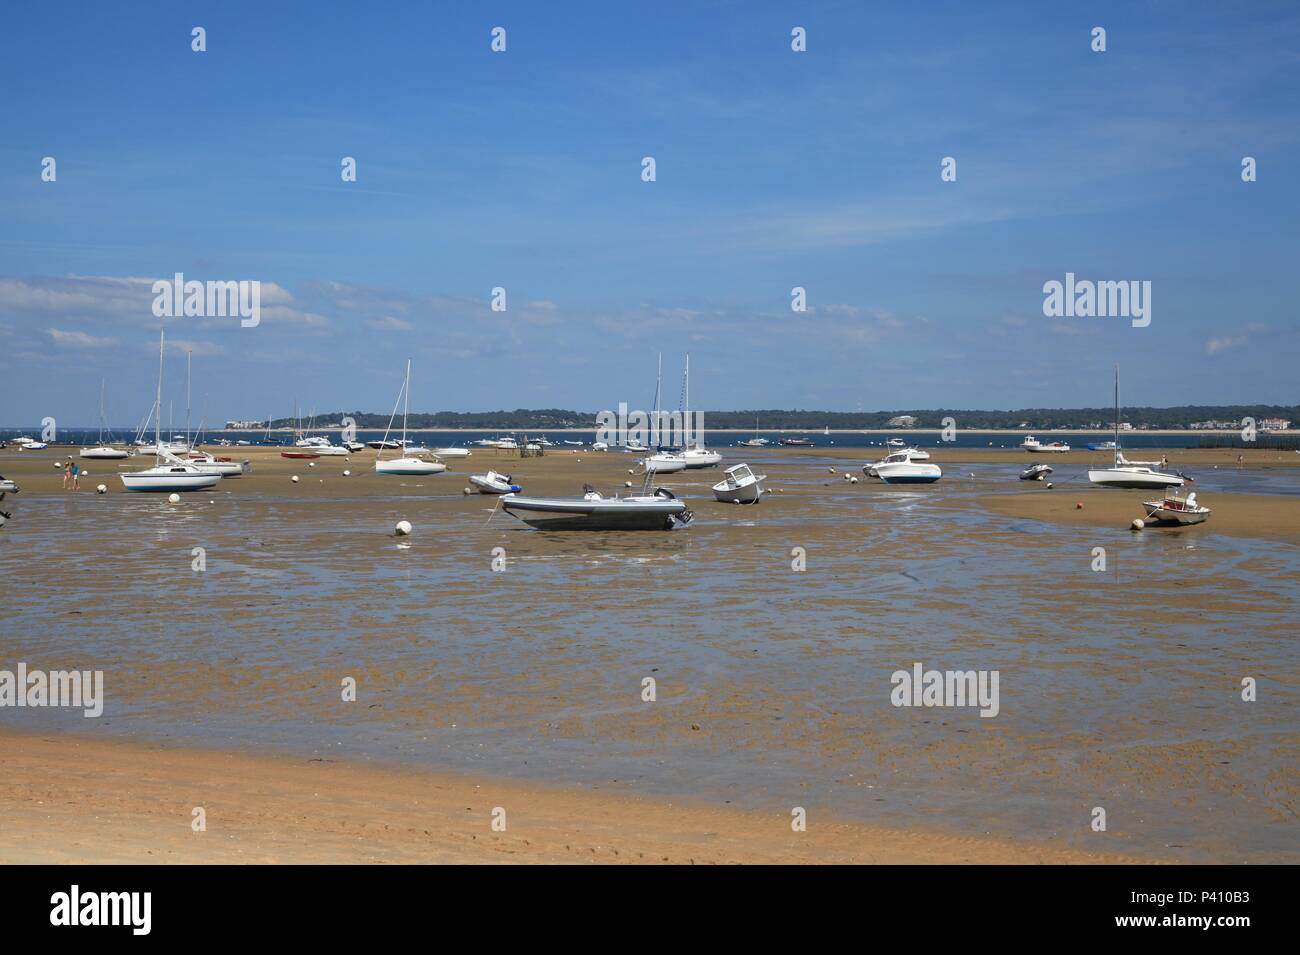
<box><xmin>1087</xmin><ymin>468</ymin><xmax>1183</xmax><ymax>489</ymax></box>
<box><xmin>681</xmin><ymin>450</ymin><xmax>722</xmax><ymax>468</ymax></box>
<box><xmin>120</xmin><ymin>469</ymin><xmax>221</xmax><ymax>491</ymax></box>
<box><xmin>80</xmin><ymin>447</ymin><xmax>130</xmax><ymax>459</ymax></box>
<box><xmin>469</xmin><ymin>474</ymin><xmax>521</xmax><ymax>494</ymax></box>
<box><xmin>712</xmin><ymin>481</ymin><xmax>764</xmax><ymax>503</ymax></box>
<box><xmin>1143</xmin><ymin>505</ymin><xmax>1209</xmax><ymax>525</ymax></box>
<box><xmin>375</xmin><ymin>459</ymin><xmax>446</xmax><ymax>475</ymax></box>
<box><xmin>501</xmin><ymin>494</ymin><xmax>691</xmax><ymax>531</ymax></box>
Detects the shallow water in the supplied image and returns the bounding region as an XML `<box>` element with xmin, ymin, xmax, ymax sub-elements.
<box><xmin>2</xmin><ymin>463</ymin><xmax>1297</xmax><ymax>861</ymax></box>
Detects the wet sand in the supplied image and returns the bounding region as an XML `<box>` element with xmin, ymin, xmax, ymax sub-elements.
<box><xmin>0</xmin><ymin>729</ymin><xmax>1155</xmax><ymax>864</ymax></box>
<box><xmin>1</xmin><ymin>444</ymin><xmax>1297</xmax><ymax>863</ymax></box>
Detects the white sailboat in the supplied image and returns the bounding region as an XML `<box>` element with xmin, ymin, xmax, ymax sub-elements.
<box><xmin>120</xmin><ymin>331</ymin><xmax>221</xmax><ymax>492</ymax></box>
<box><xmin>1087</xmin><ymin>367</ymin><xmax>1184</xmax><ymax>490</ymax></box>
<box><xmin>678</xmin><ymin>354</ymin><xmax>721</xmax><ymax>468</ymax></box>
<box><xmin>375</xmin><ymin>359</ymin><xmax>446</xmax><ymax>476</ymax></box>
<box><xmin>80</xmin><ymin>380</ymin><xmax>130</xmax><ymax>459</ymax></box>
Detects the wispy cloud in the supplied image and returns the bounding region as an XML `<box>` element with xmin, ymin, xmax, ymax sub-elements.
<box><xmin>47</xmin><ymin>328</ymin><xmax>116</xmax><ymax>348</ymax></box>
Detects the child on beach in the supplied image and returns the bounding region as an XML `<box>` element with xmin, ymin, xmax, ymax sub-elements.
<box><xmin>70</xmin><ymin>460</ymin><xmax>80</xmax><ymax>490</ymax></box>
<box><xmin>62</xmin><ymin>461</ymin><xmax>72</xmax><ymax>489</ymax></box>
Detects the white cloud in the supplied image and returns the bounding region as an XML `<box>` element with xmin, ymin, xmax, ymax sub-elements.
<box><xmin>47</xmin><ymin>328</ymin><xmax>117</xmax><ymax>348</ymax></box>
<box><xmin>1206</xmin><ymin>336</ymin><xmax>1246</xmax><ymax>356</ymax></box>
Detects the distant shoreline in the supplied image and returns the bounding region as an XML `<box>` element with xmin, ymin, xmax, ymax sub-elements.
<box><xmin>187</xmin><ymin>427</ymin><xmax>1295</xmax><ymax>436</ymax></box>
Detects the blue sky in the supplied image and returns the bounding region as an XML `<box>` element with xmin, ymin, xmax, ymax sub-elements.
<box><xmin>1</xmin><ymin>0</ymin><xmax>1297</xmax><ymax>425</ymax></box>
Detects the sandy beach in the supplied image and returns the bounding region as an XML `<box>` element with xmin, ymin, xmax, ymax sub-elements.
<box><xmin>0</xmin><ymin>729</ymin><xmax>1156</xmax><ymax>864</ymax></box>
<box><xmin>1</xmin><ymin>443</ymin><xmax>1297</xmax><ymax>864</ymax></box>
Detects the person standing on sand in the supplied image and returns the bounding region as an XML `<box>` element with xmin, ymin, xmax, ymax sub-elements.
<box><xmin>62</xmin><ymin>460</ymin><xmax>72</xmax><ymax>489</ymax></box>
<box><xmin>70</xmin><ymin>460</ymin><xmax>80</xmax><ymax>490</ymax></box>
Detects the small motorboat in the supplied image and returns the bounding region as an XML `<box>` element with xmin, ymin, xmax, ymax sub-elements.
<box><xmin>501</xmin><ymin>485</ymin><xmax>692</xmax><ymax>531</ymax></box>
<box><xmin>432</xmin><ymin>446</ymin><xmax>471</xmax><ymax>459</ymax></box>
<box><xmin>1087</xmin><ymin>440</ymin><xmax>1119</xmax><ymax>451</ymax></box>
<box><xmin>342</xmin><ymin>441</ymin><xmax>365</xmax><ymax>452</ymax></box>
<box><xmin>469</xmin><ymin>470</ymin><xmax>522</xmax><ymax>494</ymax></box>
<box><xmin>0</xmin><ymin>476</ymin><xmax>19</xmax><ymax>493</ymax></box>
<box><xmin>366</xmin><ymin>440</ymin><xmax>402</xmax><ymax>450</ymax></box>
<box><xmin>712</xmin><ymin>463</ymin><xmax>766</xmax><ymax>504</ymax></box>
<box><xmin>1143</xmin><ymin>489</ymin><xmax>1210</xmax><ymax>525</ymax></box>
<box><xmin>281</xmin><ymin>450</ymin><xmax>320</xmax><ymax>459</ymax></box>
<box><xmin>868</xmin><ymin>451</ymin><xmax>942</xmax><ymax>484</ymax></box>
<box><xmin>778</xmin><ymin>437</ymin><xmax>814</xmax><ymax>447</ymax></box>
<box><xmin>562</xmin><ymin>440</ymin><xmax>585</xmax><ymax>446</ymax></box>
<box><xmin>1020</xmin><ymin>464</ymin><xmax>1053</xmax><ymax>481</ymax></box>
<box><xmin>886</xmin><ymin>438</ymin><xmax>907</xmax><ymax>449</ymax></box>
<box><xmin>18</xmin><ymin>440</ymin><xmax>48</xmax><ymax>450</ymax></box>
<box><xmin>1021</xmin><ymin>436</ymin><xmax>1071</xmax><ymax>453</ymax></box>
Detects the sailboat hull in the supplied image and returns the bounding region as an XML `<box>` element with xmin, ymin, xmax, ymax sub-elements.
<box><xmin>120</xmin><ymin>469</ymin><xmax>221</xmax><ymax>491</ymax></box>
<box><xmin>80</xmin><ymin>447</ymin><xmax>130</xmax><ymax>459</ymax></box>
<box><xmin>1087</xmin><ymin>468</ymin><xmax>1183</xmax><ymax>489</ymax></box>
<box><xmin>375</xmin><ymin>459</ymin><xmax>446</xmax><ymax>475</ymax></box>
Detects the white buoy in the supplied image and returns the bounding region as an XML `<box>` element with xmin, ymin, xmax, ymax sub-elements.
<box><xmin>850</xmin><ymin>476</ymin><xmax>859</xmax><ymax>483</ymax></box>
<box><xmin>168</xmin><ymin>493</ymin><xmax>181</xmax><ymax>504</ymax></box>
<box><xmin>625</xmin><ymin>481</ymin><xmax>633</xmax><ymax>487</ymax></box>
<box><xmin>308</xmin><ymin>461</ymin><xmax>316</xmax><ymax>468</ymax></box>
<box><xmin>463</xmin><ymin>487</ymin><xmax>472</xmax><ymax>494</ymax></box>
<box><xmin>96</xmin><ymin>484</ymin><xmax>107</xmax><ymax>494</ymax></box>
<box><xmin>82</xmin><ymin>470</ymin><xmax>90</xmax><ymax>476</ymax></box>
<box><xmin>1046</xmin><ymin>482</ymin><xmax>1054</xmax><ymax>488</ymax></box>
<box><xmin>342</xmin><ymin>469</ymin><xmax>351</xmax><ymax>476</ymax></box>
<box><xmin>291</xmin><ymin>475</ymin><xmax>299</xmax><ymax>483</ymax></box>
<box><xmin>1131</xmin><ymin>518</ymin><xmax>1145</xmax><ymax>530</ymax></box>
<box><xmin>395</xmin><ymin>520</ymin><xmax>412</xmax><ymax>536</ymax></box>
<box><xmin>628</xmin><ymin>468</ymin><xmax>634</xmax><ymax>474</ymax></box>
<box><xmin>842</xmin><ymin>472</ymin><xmax>851</xmax><ymax>480</ymax></box>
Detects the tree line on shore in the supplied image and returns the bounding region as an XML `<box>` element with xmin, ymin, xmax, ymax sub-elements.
<box><xmin>267</xmin><ymin>405</ymin><xmax>1299</xmax><ymax>431</ymax></box>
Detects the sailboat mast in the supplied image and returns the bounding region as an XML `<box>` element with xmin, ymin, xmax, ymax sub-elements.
<box><xmin>1114</xmin><ymin>364</ymin><xmax>1120</xmax><ymax>451</ymax></box>
<box><xmin>652</xmin><ymin>353</ymin><xmax>663</xmax><ymax>447</ymax></box>
<box><xmin>403</xmin><ymin>358</ymin><xmax>411</xmax><ymax>446</ymax></box>
<box><xmin>99</xmin><ymin>379</ymin><xmax>106</xmax><ymax>444</ymax></box>
<box><xmin>156</xmin><ymin>330</ymin><xmax>164</xmax><ymax>465</ymax></box>
<box><xmin>186</xmin><ymin>348</ymin><xmax>192</xmax><ymax>449</ymax></box>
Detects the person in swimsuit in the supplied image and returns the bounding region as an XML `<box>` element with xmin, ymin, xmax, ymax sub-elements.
<box><xmin>63</xmin><ymin>460</ymin><xmax>72</xmax><ymax>489</ymax></box>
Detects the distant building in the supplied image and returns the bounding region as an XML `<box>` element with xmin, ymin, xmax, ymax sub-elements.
<box><xmin>886</xmin><ymin>415</ymin><xmax>917</xmax><ymax>428</ymax></box>
<box><xmin>1260</xmin><ymin>418</ymin><xmax>1291</xmax><ymax>431</ymax></box>
<box><xmin>225</xmin><ymin>419</ymin><xmax>266</xmax><ymax>429</ymax></box>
